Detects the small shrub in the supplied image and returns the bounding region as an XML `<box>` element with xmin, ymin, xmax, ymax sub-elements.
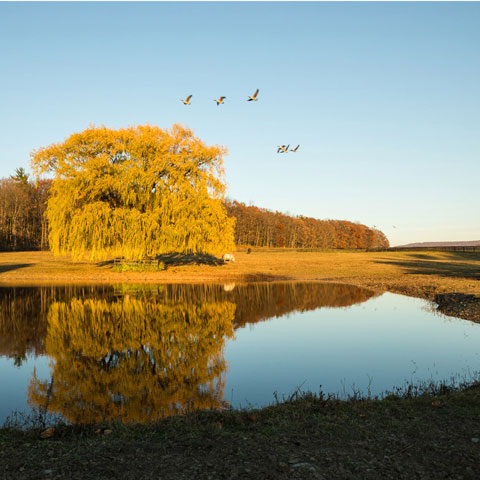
<box><xmin>113</xmin><ymin>261</ymin><xmax>166</xmax><ymax>272</ymax></box>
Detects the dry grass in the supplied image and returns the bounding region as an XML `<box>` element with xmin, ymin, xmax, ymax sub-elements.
<box><xmin>0</xmin><ymin>250</ymin><xmax>479</xmax><ymax>301</ymax></box>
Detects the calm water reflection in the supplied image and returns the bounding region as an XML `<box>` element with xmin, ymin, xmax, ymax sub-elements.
<box><xmin>0</xmin><ymin>283</ymin><xmax>478</xmax><ymax>424</ymax></box>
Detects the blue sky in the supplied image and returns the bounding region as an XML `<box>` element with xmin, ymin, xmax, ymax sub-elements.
<box><xmin>1</xmin><ymin>2</ymin><xmax>479</xmax><ymax>246</ymax></box>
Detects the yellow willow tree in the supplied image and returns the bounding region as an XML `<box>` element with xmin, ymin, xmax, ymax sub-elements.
<box><xmin>30</xmin><ymin>124</ymin><xmax>235</xmax><ymax>260</ymax></box>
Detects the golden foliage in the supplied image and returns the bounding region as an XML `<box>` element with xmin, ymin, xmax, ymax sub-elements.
<box><xmin>28</xmin><ymin>295</ymin><xmax>235</xmax><ymax>424</ymax></box>
<box><xmin>30</xmin><ymin>124</ymin><xmax>236</xmax><ymax>260</ymax></box>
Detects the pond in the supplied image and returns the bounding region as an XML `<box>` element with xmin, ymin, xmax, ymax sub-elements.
<box><xmin>0</xmin><ymin>283</ymin><xmax>479</xmax><ymax>425</ymax></box>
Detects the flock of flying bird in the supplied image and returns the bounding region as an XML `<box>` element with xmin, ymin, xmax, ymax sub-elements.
<box><xmin>180</xmin><ymin>89</ymin><xmax>300</xmax><ymax>154</ymax></box>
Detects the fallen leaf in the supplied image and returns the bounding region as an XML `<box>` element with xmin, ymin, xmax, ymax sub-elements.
<box><xmin>40</xmin><ymin>428</ymin><xmax>55</xmax><ymax>439</ymax></box>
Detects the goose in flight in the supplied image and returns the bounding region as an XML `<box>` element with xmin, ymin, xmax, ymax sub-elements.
<box><xmin>291</xmin><ymin>145</ymin><xmax>300</xmax><ymax>152</ymax></box>
<box><xmin>181</xmin><ymin>95</ymin><xmax>192</xmax><ymax>105</ymax></box>
<box><xmin>277</xmin><ymin>145</ymin><xmax>289</xmax><ymax>153</ymax></box>
<box><xmin>214</xmin><ymin>96</ymin><xmax>226</xmax><ymax>105</ymax></box>
<box><xmin>247</xmin><ymin>89</ymin><xmax>259</xmax><ymax>101</ymax></box>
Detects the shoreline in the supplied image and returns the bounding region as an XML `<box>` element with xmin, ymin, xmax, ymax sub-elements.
<box><xmin>1</xmin><ymin>249</ymin><xmax>479</xmax><ymax>322</ymax></box>
<box><xmin>2</xmin><ymin>383</ymin><xmax>480</xmax><ymax>479</ymax></box>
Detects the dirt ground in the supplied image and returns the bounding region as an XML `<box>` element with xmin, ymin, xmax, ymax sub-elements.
<box><xmin>2</xmin><ymin>385</ymin><xmax>480</xmax><ymax>480</ymax></box>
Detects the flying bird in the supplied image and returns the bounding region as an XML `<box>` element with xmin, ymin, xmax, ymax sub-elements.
<box><xmin>214</xmin><ymin>96</ymin><xmax>226</xmax><ymax>105</ymax></box>
<box><xmin>277</xmin><ymin>145</ymin><xmax>289</xmax><ymax>153</ymax></box>
<box><xmin>181</xmin><ymin>95</ymin><xmax>192</xmax><ymax>105</ymax></box>
<box><xmin>247</xmin><ymin>89</ymin><xmax>259</xmax><ymax>101</ymax></box>
<box><xmin>291</xmin><ymin>145</ymin><xmax>300</xmax><ymax>152</ymax></box>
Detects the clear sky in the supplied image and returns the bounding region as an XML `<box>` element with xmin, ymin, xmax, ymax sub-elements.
<box><xmin>1</xmin><ymin>2</ymin><xmax>479</xmax><ymax>246</ymax></box>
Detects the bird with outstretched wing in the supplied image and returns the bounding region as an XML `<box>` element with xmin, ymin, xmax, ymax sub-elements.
<box><xmin>181</xmin><ymin>95</ymin><xmax>192</xmax><ymax>105</ymax></box>
<box><xmin>248</xmin><ymin>89</ymin><xmax>259</xmax><ymax>101</ymax></box>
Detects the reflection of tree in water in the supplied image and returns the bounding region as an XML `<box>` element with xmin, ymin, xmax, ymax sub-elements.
<box><xmin>0</xmin><ymin>286</ymin><xmax>113</xmax><ymax>365</ymax></box>
<box><xmin>28</xmin><ymin>297</ymin><xmax>235</xmax><ymax>424</ymax></box>
<box><xmin>0</xmin><ymin>282</ymin><xmax>378</xmax><ymax>423</ymax></box>
<box><xmin>112</xmin><ymin>282</ymin><xmax>379</xmax><ymax>328</ymax></box>
<box><xmin>230</xmin><ymin>282</ymin><xmax>379</xmax><ymax>328</ymax></box>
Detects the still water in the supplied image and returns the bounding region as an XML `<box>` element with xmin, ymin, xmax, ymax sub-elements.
<box><xmin>0</xmin><ymin>283</ymin><xmax>479</xmax><ymax>425</ymax></box>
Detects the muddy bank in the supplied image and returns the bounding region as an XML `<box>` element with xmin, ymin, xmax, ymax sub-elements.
<box><xmin>434</xmin><ymin>293</ymin><xmax>480</xmax><ymax>323</ymax></box>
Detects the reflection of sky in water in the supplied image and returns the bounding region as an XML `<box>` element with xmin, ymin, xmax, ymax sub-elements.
<box><xmin>225</xmin><ymin>292</ymin><xmax>480</xmax><ymax>407</ymax></box>
<box><xmin>0</xmin><ymin>354</ymin><xmax>50</xmax><ymax>421</ymax></box>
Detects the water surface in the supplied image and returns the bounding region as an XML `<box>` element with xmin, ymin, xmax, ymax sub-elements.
<box><xmin>0</xmin><ymin>283</ymin><xmax>478</xmax><ymax>424</ymax></box>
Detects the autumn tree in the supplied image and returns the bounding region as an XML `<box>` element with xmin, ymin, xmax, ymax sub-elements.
<box><xmin>30</xmin><ymin>124</ymin><xmax>235</xmax><ymax>260</ymax></box>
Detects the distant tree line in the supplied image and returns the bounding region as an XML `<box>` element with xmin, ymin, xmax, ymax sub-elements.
<box><xmin>225</xmin><ymin>200</ymin><xmax>389</xmax><ymax>249</ymax></box>
<box><xmin>0</xmin><ymin>170</ymin><xmax>388</xmax><ymax>252</ymax></box>
<box><xmin>0</xmin><ymin>169</ymin><xmax>50</xmax><ymax>251</ymax></box>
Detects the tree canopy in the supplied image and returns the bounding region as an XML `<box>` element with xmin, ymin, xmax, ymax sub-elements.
<box><xmin>30</xmin><ymin>124</ymin><xmax>235</xmax><ymax>260</ymax></box>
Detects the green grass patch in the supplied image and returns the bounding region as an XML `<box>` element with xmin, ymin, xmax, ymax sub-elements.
<box><xmin>112</xmin><ymin>261</ymin><xmax>166</xmax><ymax>272</ymax></box>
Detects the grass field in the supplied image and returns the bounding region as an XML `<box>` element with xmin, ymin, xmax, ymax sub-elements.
<box><xmin>1</xmin><ymin>249</ymin><xmax>479</xmax><ymax>298</ymax></box>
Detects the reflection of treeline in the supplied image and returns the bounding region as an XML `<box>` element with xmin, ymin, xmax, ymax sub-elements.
<box><xmin>114</xmin><ymin>283</ymin><xmax>378</xmax><ymax>328</ymax></box>
<box><xmin>0</xmin><ymin>287</ymin><xmax>49</xmax><ymax>363</ymax></box>
<box><xmin>0</xmin><ymin>283</ymin><xmax>377</xmax><ymax>361</ymax></box>
<box><xmin>230</xmin><ymin>283</ymin><xmax>379</xmax><ymax>328</ymax></box>
<box><xmin>0</xmin><ymin>171</ymin><xmax>51</xmax><ymax>251</ymax></box>
<box><xmin>225</xmin><ymin>200</ymin><xmax>389</xmax><ymax>249</ymax></box>
<box><xmin>0</xmin><ymin>285</ymin><xmax>118</xmax><ymax>361</ymax></box>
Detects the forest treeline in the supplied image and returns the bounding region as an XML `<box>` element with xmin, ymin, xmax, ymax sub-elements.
<box><xmin>0</xmin><ymin>171</ymin><xmax>388</xmax><ymax>252</ymax></box>
<box><xmin>0</xmin><ymin>169</ymin><xmax>50</xmax><ymax>251</ymax></box>
<box><xmin>225</xmin><ymin>200</ymin><xmax>389</xmax><ymax>250</ymax></box>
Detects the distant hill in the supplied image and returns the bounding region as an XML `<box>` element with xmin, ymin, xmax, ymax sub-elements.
<box><xmin>393</xmin><ymin>240</ymin><xmax>480</xmax><ymax>249</ymax></box>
